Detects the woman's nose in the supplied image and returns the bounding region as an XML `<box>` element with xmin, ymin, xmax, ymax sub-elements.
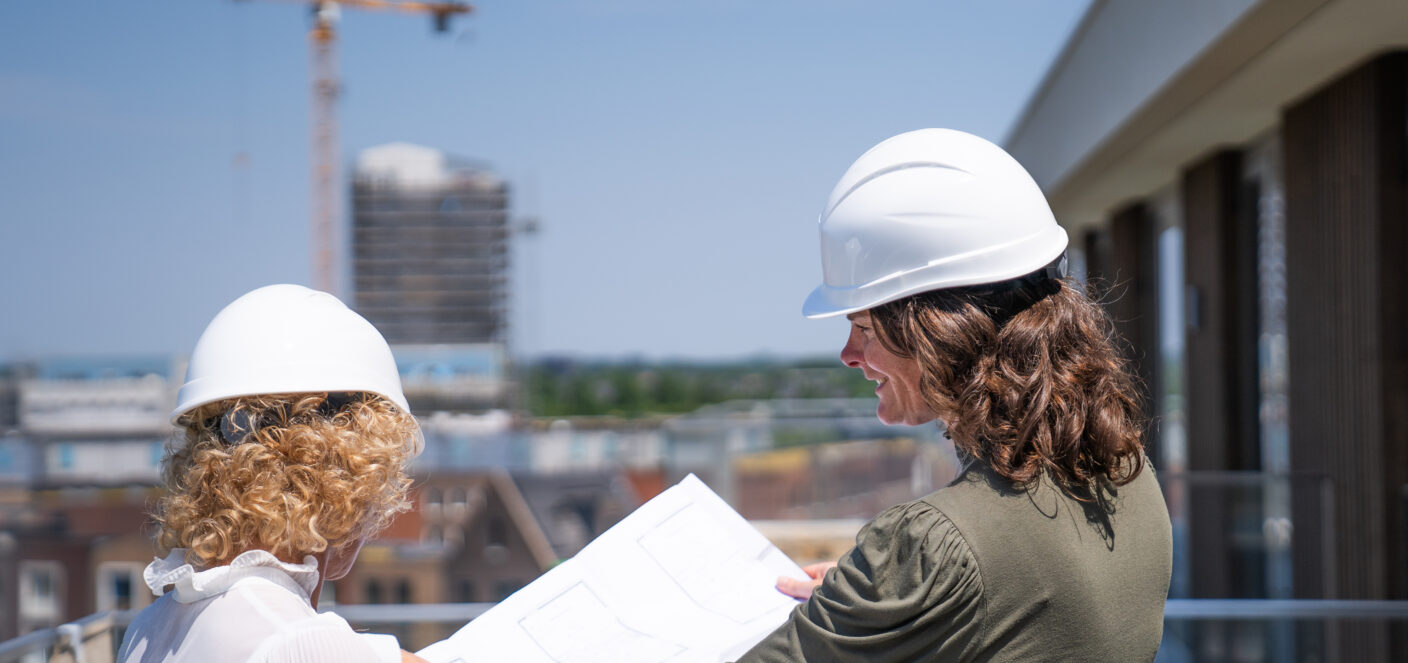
<box><xmin>840</xmin><ymin>331</ymin><xmax>863</xmax><ymax>368</ymax></box>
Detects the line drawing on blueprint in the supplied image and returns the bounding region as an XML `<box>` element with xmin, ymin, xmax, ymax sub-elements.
<box><xmin>637</xmin><ymin>503</ymin><xmax>779</xmax><ymax>624</ymax></box>
<box><xmin>519</xmin><ymin>582</ymin><xmax>686</xmax><ymax>663</ymax></box>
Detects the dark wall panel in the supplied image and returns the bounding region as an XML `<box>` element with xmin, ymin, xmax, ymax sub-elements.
<box><xmin>1182</xmin><ymin>149</ymin><xmax>1260</xmax><ymax>476</ymax></box>
<box><xmin>1083</xmin><ymin>226</ymin><xmax>1110</xmax><ymax>291</ymax></box>
<box><xmin>1107</xmin><ymin>203</ymin><xmax>1159</xmax><ymax>464</ymax></box>
<box><xmin>1283</xmin><ymin>51</ymin><xmax>1408</xmax><ymax>661</ymax></box>
<box><xmin>1180</xmin><ymin>149</ymin><xmax>1264</xmax><ymax>602</ymax></box>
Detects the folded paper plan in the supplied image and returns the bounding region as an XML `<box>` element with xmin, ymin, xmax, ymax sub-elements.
<box><xmin>418</xmin><ymin>474</ymin><xmax>809</xmax><ymax>663</ymax></box>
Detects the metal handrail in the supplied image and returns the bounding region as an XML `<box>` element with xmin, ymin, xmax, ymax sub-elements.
<box><xmin>5</xmin><ymin>600</ymin><xmax>1408</xmax><ymax>662</ymax></box>
<box><xmin>1164</xmin><ymin>599</ymin><xmax>1408</xmax><ymax>620</ymax></box>
<box><xmin>0</xmin><ymin>610</ymin><xmax>133</xmax><ymax>663</ymax></box>
<box><xmin>0</xmin><ymin>627</ymin><xmax>59</xmax><ymax>661</ymax></box>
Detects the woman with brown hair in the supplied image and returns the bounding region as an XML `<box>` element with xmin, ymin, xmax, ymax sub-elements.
<box><xmin>119</xmin><ymin>285</ymin><xmax>427</xmax><ymax>663</ymax></box>
<box><xmin>741</xmin><ymin>129</ymin><xmax>1172</xmax><ymax>662</ymax></box>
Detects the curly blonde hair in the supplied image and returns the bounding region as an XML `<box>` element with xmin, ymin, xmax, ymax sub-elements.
<box><xmin>869</xmin><ymin>278</ymin><xmax>1145</xmax><ymax>494</ymax></box>
<box><xmin>155</xmin><ymin>392</ymin><xmax>420</xmax><ymax>568</ymax></box>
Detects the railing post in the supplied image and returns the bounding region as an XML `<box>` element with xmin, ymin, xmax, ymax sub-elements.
<box><xmin>46</xmin><ymin>613</ymin><xmax>116</xmax><ymax>663</ymax></box>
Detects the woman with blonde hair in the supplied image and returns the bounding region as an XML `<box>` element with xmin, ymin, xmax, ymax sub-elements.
<box><xmin>119</xmin><ymin>285</ymin><xmax>426</xmax><ymax>663</ymax></box>
<box><xmin>741</xmin><ymin>129</ymin><xmax>1172</xmax><ymax>661</ymax></box>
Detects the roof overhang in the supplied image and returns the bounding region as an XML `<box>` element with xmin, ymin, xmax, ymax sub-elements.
<box><xmin>1006</xmin><ymin>0</ymin><xmax>1408</xmax><ymax>235</ymax></box>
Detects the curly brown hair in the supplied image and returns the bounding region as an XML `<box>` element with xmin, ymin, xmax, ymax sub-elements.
<box><xmin>868</xmin><ymin>278</ymin><xmax>1145</xmax><ymax>493</ymax></box>
<box><xmin>155</xmin><ymin>392</ymin><xmax>420</xmax><ymax>568</ymax></box>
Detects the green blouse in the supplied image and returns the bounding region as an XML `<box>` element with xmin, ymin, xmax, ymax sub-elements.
<box><xmin>739</xmin><ymin>459</ymin><xmax>1172</xmax><ymax>662</ymax></box>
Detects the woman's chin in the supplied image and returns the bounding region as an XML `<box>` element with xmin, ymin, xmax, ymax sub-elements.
<box><xmin>875</xmin><ymin>408</ymin><xmax>910</xmax><ymax>426</ymax></box>
<box><xmin>875</xmin><ymin>406</ymin><xmax>938</xmax><ymax>427</ymax></box>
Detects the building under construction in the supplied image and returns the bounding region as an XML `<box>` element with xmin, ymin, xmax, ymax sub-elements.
<box><xmin>351</xmin><ymin>142</ymin><xmax>510</xmax><ymax>346</ymax></box>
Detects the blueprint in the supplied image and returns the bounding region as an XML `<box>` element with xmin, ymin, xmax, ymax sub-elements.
<box><xmin>417</xmin><ymin>474</ymin><xmax>809</xmax><ymax>663</ymax></box>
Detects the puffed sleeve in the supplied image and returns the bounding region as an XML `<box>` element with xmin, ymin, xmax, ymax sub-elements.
<box><xmin>738</xmin><ymin>500</ymin><xmax>984</xmax><ymax>662</ymax></box>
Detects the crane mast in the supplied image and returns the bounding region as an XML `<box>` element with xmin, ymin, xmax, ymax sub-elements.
<box><xmin>310</xmin><ymin>2</ymin><xmax>339</xmax><ymax>295</ymax></box>
<box><xmin>239</xmin><ymin>0</ymin><xmax>472</xmax><ymax>296</ymax></box>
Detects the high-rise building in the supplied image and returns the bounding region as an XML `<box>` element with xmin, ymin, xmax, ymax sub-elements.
<box><xmin>352</xmin><ymin>143</ymin><xmax>510</xmax><ymax>345</ymax></box>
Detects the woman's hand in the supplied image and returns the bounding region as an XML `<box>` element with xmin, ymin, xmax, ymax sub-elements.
<box><xmin>401</xmin><ymin>649</ymin><xmax>430</xmax><ymax>663</ymax></box>
<box><xmin>776</xmin><ymin>561</ymin><xmax>838</xmax><ymax>600</ymax></box>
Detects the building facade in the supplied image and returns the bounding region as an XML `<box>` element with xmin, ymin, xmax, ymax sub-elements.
<box><xmin>0</xmin><ymin>356</ymin><xmax>175</xmax><ymax>641</ymax></box>
<box><xmin>1007</xmin><ymin>1</ymin><xmax>1408</xmax><ymax>660</ymax></box>
<box><xmin>352</xmin><ymin>142</ymin><xmax>511</xmax><ymax>346</ymax></box>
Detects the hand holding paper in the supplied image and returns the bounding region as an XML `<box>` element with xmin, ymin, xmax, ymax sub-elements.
<box><xmin>776</xmin><ymin>561</ymin><xmax>838</xmax><ymax>600</ymax></box>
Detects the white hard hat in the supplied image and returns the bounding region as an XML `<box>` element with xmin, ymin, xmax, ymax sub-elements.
<box><xmin>172</xmin><ymin>284</ymin><xmax>411</xmax><ymax>422</ymax></box>
<box><xmin>802</xmin><ymin>128</ymin><xmax>1068</xmax><ymax>319</ymax></box>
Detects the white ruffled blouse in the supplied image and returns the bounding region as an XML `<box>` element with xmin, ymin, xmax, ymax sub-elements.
<box><xmin>118</xmin><ymin>549</ymin><xmax>400</xmax><ymax>663</ymax></box>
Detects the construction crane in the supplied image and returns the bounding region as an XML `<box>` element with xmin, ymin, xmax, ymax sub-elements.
<box><xmin>239</xmin><ymin>0</ymin><xmax>472</xmax><ymax>296</ymax></box>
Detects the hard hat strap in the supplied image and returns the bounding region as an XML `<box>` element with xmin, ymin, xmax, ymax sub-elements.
<box><xmin>967</xmin><ymin>252</ymin><xmax>1067</xmax><ymax>297</ymax></box>
<box><xmin>962</xmin><ymin>252</ymin><xmax>1068</xmax><ymax>326</ymax></box>
<box><xmin>209</xmin><ymin>392</ymin><xmax>362</xmax><ymax>447</ymax></box>
<box><xmin>1020</xmin><ymin>252</ymin><xmax>1068</xmax><ymax>293</ymax></box>
<box><xmin>217</xmin><ymin>409</ymin><xmax>261</xmax><ymax>447</ymax></box>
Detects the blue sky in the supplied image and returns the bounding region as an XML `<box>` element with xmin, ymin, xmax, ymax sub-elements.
<box><xmin>0</xmin><ymin>0</ymin><xmax>1090</xmax><ymax>362</ymax></box>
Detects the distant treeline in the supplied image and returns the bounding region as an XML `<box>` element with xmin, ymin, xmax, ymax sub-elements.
<box><xmin>521</xmin><ymin>357</ymin><xmax>875</xmax><ymax>417</ymax></box>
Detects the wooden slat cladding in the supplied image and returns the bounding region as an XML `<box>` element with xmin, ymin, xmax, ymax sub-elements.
<box><xmin>1181</xmin><ymin>149</ymin><xmax>1264</xmax><ymax>602</ymax></box>
<box><xmin>1283</xmin><ymin>51</ymin><xmax>1408</xmax><ymax>661</ymax></box>
<box><xmin>1082</xmin><ymin>226</ymin><xmax>1110</xmax><ymax>291</ymax></box>
<box><xmin>1106</xmin><ymin>204</ymin><xmax>1159</xmax><ymax>464</ymax></box>
<box><xmin>1182</xmin><ymin>150</ymin><xmax>1262</xmax><ymax>474</ymax></box>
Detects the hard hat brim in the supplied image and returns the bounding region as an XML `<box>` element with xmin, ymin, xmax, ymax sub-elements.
<box><xmin>170</xmin><ymin>368</ymin><xmax>414</xmax><ymax>424</ymax></box>
<box><xmin>802</xmin><ymin>224</ymin><xmax>1069</xmax><ymax>319</ymax></box>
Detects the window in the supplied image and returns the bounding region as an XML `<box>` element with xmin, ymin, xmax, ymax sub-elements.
<box><xmin>456</xmin><ymin>579</ymin><xmax>476</xmax><ymax>603</ymax></box>
<box><xmin>447</xmin><ymin>487</ymin><xmax>468</xmax><ymax>516</ymax></box>
<box><xmin>486</xmin><ymin>517</ymin><xmax>507</xmax><ymax>547</ymax></box>
<box><xmin>96</xmin><ymin>562</ymin><xmax>143</xmax><ymax>611</ymax></box>
<box><xmin>494</xmin><ymin>579</ymin><xmax>522</xmax><ymax>601</ymax></box>
<box><xmin>365</xmin><ymin>578</ymin><xmax>384</xmax><ymax>604</ymax></box>
<box><xmin>394</xmin><ymin>579</ymin><xmax>412</xmax><ymax>604</ymax></box>
<box><xmin>19</xmin><ymin>561</ymin><xmax>64</xmax><ymax>628</ymax></box>
<box><xmin>113</xmin><ymin>574</ymin><xmax>132</xmax><ymax>609</ymax></box>
<box><xmin>1156</xmin><ymin>225</ymin><xmax>1187</xmax><ymax>473</ymax></box>
<box><xmin>424</xmin><ymin>487</ymin><xmax>443</xmax><ymax>519</ymax></box>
